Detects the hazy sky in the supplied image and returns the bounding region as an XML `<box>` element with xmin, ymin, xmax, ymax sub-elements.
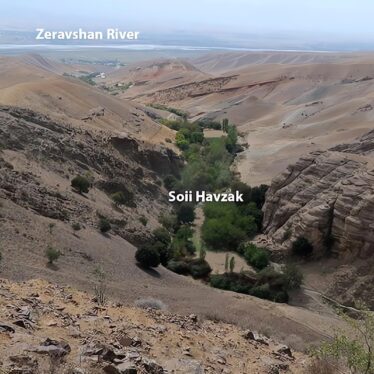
<box><xmin>1</xmin><ymin>0</ymin><xmax>373</xmax><ymax>42</ymax></box>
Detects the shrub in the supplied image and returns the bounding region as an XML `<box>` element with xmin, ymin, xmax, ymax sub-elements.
<box><xmin>153</xmin><ymin>227</ymin><xmax>171</xmax><ymax>246</ymax></box>
<box><xmin>150</xmin><ymin>241</ymin><xmax>170</xmax><ymax>266</ymax></box>
<box><xmin>176</xmin><ymin>203</ymin><xmax>195</xmax><ymax>224</ymax></box>
<box><xmin>99</xmin><ymin>218</ymin><xmax>111</xmax><ymax>233</ymax></box>
<box><xmin>175</xmin><ymin>132</ymin><xmax>189</xmax><ymax>150</ymax></box>
<box><xmin>159</xmin><ymin>213</ymin><xmax>178</xmax><ymax>232</ymax></box>
<box><xmin>282</xmin><ymin>263</ymin><xmax>303</xmax><ymax>290</ymax></box>
<box><xmin>282</xmin><ymin>228</ymin><xmax>292</xmax><ymax>241</ymax></box>
<box><xmin>45</xmin><ymin>246</ymin><xmax>61</xmax><ymax>264</ymax></box>
<box><xmin>209</xmin><ymin>271</ymin><xmax>290</xmax><ymax>303</ymax></box>
<box><xmin>139</xmin><ymin>216</ymin><xmax>148</xmax><ymax>226</ymax></box>
<box><xmin>292</xmin><ymin>237</ymin><xmax>313</xmax><ymax>257</ymax></box>
<box><xmin>167</xmin><ymin>259</ymin><xmax>190</xmax><ymax>275</ymax></box>
<box><xmin>71</xmin><ymin>175</ymin><xmax>90</xmax><ymax>194</ymax></box>
<box><xmin>244</xmin><ymin>244</ymin><xmax>269</xmax><ymax>270</ymax></box>
<box><xmin>189</xmin><ymin>259</ymin><xmax>212</xmax><ymax>279</ymax></box>
<box><xmin>71</xmin><ymin>222</ymin><xmax>81</xmax><ymax>231</ymax></box>
<box><xmin>314</xmin><ymin>304</ymin><xmax>374</xmax><ymax>374</ymax></box>
<box><xmin>135</xmin><ymin>297</ymin><xmax>167</xmax><ymax>310</ymax></box>
<box><xmin>306</xmin><ymin>358</ymin><xmax>340</xmax><ymax>374</ymax></box>
<box><xmin>110</xmin><ymin>191</ymin><xmax>128</xmax><ymax>206</ymax></box>
<box><xmin>93</xmin><ymin>265</ymin><xmax>107</xmax><ymax>306</ymax></box>
<box><xmin>251</xmin><ymin>283</ymin><xmax>271</xmax><ymax>300</ymax></box>
<box><xmin>110</xmin><ymin>191</ymin><xmax>136</xmax><ymax>208</ymax></box>
<box><xmin>135</xmin><ymin>246</ymin><xmax>160</xmax><ymax>268</ymax></box>
<box><xmin>163</xmin><ymin>175</ymin><xmax>178</xmax><ymax>190</ymax></box>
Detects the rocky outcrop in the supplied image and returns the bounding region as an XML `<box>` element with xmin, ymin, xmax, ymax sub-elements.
<box><xmin>0</xmin><ymin>105</ymin><xmax>181</xmax><ymax>246</ymax></box>
<box><xmin>262</xmin><ymin>130</ymin><xmax>374</xmax><ymax>259</ymax></box>
<box><xmin>0</xmin><ymin>279</ymin><xmax>307</xmax><ymax>374</ymax></box>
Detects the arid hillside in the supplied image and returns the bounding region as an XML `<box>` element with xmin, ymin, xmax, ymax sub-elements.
<box><xmin>101</xmin><ymin>59</ymin><xmax>209</xmax><ymax>97</ymax></box>
<box><xmin>118</xmin><ymin>51</ymin><xmax>374</xmax><ymax>185</ymax></box>
<box><xmin>0</xmin><ymin>55</ymin><xmax>176</xmax><ymax>146</ymax></box>
<box><xmin>0</xmin><ymin>278</ymin><xmax>310</xmax><ymax>373</ymax></box>
<box><xmin>0</xmin><ymin>105</ymin><xmax>346</xmax><ymax>349</ymax></box>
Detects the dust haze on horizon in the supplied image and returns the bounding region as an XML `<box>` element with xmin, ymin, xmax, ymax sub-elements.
<box><xmin>1</xmin><ymin>0</ymin><xmax>374</xmax><ymax>50</ymax></box>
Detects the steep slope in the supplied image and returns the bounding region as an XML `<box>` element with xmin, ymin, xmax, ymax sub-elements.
<box><xmin>0</xmin><ymin>55</ymin><xmax>176</xmax><ymax>146</ymax></box>
<box><xmin>0</xmin><ymin>279</ymin><xmax>309</xmax><ymax>374</ymax></box>
<box><xmin>0</xmin><ymin>106</ymin><xmax>345</xmax><ymax>346</ymax></box>
<box><xmin>261</xmin><ymin>129</ymin><xmax>374</xmax><ymax>307</ymax></box>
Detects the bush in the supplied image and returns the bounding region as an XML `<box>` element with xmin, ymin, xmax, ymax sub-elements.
<box><xmin>135</xmin><ymin>246</ymin><xmax>160</xmax><ymax>268</ymax></box>
<box><xmin>175</xmin><ymin>132</ymin><xmax>189</xmax><ymax>150</ymax></box>
<box><xmin>282</xmin><ymin>263</ymin><xmax>303</xmax><ymax>290</ymax></box>
<box><xmin>71</xmin><ymin>175</ymin><xmax>90</xmax><ymax>194</ymax></box>
<box><xmin>163</xmin><ymin>175</ymin><xmax>178</xmax><ymax>190</ymax></box>
<box><xmin>153</xmin><ymin>227</ymin><xmax>171</xmax><ymax>246</ymax></box>
<box><xmin>110</xmin><ymin>190</ymin><xmax>135</xmax><ymax>207</ymax></box>
<box><xmin>306</xmin><ymin>358</ymin><xmax>340</xmax><ymax>374</ymax></box>
<box><xmin>45</xmin><ymin>246</ymin><xmax>61</xmax><ymax>264</ymax></box>
<box><xmin>210</xmin><ymin>269</ymin><xmax>291</xmax><ymax>303</ymax></box>
<box><xmin>159</xmin><ymin>213</ymin><xmax>178</xmax><ymax>232</ymax></box>
<box><xmin>99</xmin><ymin>218</ymin><xmax>111</xmax><ymax>233</ymax></box>
<box><xmin>282</xmin><ymin>228</ymin><xmax>292</xmax><ymax>241</ymax></box>
<box><xmin>189</xmin><ymin>259</ymin><xmax>212</xmax><ymax>279</ymax></box>
<box><xmin>71</xmin><ymin>222</ymin><xmax>81</xmax><ymax>231</ymax></box>
<box><xmin>243</xmin><ymin>244</ymin><xmax>269</xmax><ymax>270</ymax></box>
<box><xmin>167</xmin><ymin>259</ymin><xmax>190</xmax><ymax>275</ymax></box>
<box><xmin>139</xmin><ymin>216</ymin><xmax>148</xmax><ymax>226</ymax></box>
<box><xmin>292</xmin><ymin>237</ymin><xmax>313</xmax><ymax>257</ymax></box>
<box><xmin>135</xmin><ymin>297</ymin><xmax>167</xmax><ymax>310</ymax></box>
<box><xmin>314</xmin><ymin>304</ymin><xmax>374</xmax><ymax>374</ymax></box>
<box><xmin>150</xmin><ymin>241</ymin><xmax>170</xmax><ymax>266</ymax></box>
<box><xmin>110</xmin><ymin>191</ymin><xmax>127</xmax><ymax>206</ymax></box>
<box><xmin>176</xmin><ymin>203</ymin><xmax>195</xmax><ymax>224</ymax></box>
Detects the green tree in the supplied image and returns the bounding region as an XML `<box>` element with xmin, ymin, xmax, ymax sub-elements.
<box><xmin>175</xmin><ymin>132</ymin><xmax>189</xmax><ymax>150</ymax></box>
<box><xmin>71</xmin><ymin>175</ymin><xmax>90</xmax><ymax>194</ymax></box>
<box><xmin>153</xmin><ymin>227</ymin><xmax>172</xmax><ymax>246</ymax></box>
<box><xmin>45</xmin><ymin>246</ymin><xmax>61</xmax><ymax>264</ymax></box>
<box><xmin>282</xmin><ymin>263</ymin><xmax>303</xmax><ymax>290</ymax></box>
<box><xmin>225</xmin><ymin>125</ymin><xmax>238</xmax><ymax>153</ymax></box>
<box><xmin>292</xmin><ymin>237</ymin><xmax>313</xmax><ymax>257</ymax></box>
<box><xmin>244</xmin><ymin>244</ymin><xmax>269</xmax><ymax>270</ymax></box>
<box><xmin>225</xmin><ymin>253</ymin><xmax>229</xmax><ymax>272</ymax></box>
<box><xmin>229</xmin><ymin>256</ymin><xmax>235</xmax><ymax>273</ymax></box>
<box><xmin>202</xmin><ymin>218</ymin><xmax>246</xmax><ymax>251</ymax></box>
<box><xmin>222</xmin><ymin>118</ymin><xmax>229</xmax><ymax>132</ymax></box>
<box><xmin>176</xmin><ymin>203</ymin><xmax>195</xmax><ymax>224</ymax></box>
<box><xmin>135</xmin><ymin>246</ymin><xmax>160</xmax><ymax>268</ymax></box>
<box><xmin>315</xmin><ymin>304</ymin><xmax>374</xmax><ymax>374</ymax></box>
<box><xmin>199</xmin><ymin>245</ymin><xmax>207</xmax><ymax>261</ymax></box>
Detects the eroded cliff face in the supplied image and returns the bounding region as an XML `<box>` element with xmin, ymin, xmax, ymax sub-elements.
<box><xmin>262</xmin><ymin>130</ymin><xmax>374</xmax><ymax>259</ymax></box>
<box><xmin>0</xmin><ymin>105</ymin><xmax>181</xmax><ymax>246</ymax></box>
